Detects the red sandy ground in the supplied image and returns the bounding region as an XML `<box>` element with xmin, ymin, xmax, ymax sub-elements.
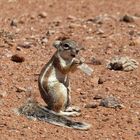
<box><xmin>0</xmin><ymin>0</ymin><xmax>140</xmax><ymax>140</ymax></box>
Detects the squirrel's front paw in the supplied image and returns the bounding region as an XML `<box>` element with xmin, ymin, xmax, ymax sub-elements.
<box><xmin>73</xmin><ymin>58</ymin><xmax>83</xmax><ymax>65</ymax></box>
<box><xmin>71</xmin><ymin>58</ymin><xmax>84</xmax><ymax>72</ymax></box>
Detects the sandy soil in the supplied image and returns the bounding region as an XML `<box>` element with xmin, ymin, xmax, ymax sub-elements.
<box><xmin>0</xmin><ymin>0</ymin><xmax>140</xmax><ymax>140</ymax></box>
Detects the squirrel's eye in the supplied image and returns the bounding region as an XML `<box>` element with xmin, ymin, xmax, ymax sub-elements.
<box><xmin>63</xmin><ymin>44</ymin><xmax>70</xmax><ymax>50</ymax></box>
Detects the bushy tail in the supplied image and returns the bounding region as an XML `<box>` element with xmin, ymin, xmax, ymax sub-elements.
<box><xmin>17</xmin><ymin>99</ymin><xmax>91</xmax><ymax>130</ymax></box>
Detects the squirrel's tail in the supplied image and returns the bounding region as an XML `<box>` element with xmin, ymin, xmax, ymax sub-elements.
<box><xmin>17</xmin><ymin>99</ymin><xmax>91</xmax><ymax>130</ymax></box>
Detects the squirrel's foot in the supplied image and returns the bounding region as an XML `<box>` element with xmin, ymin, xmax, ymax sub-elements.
<box><xmin>58</xmin><ymin>111</ymin><xmax>81</xmax><ymax>117</ymax></box>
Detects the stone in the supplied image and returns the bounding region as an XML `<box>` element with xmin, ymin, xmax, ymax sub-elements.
<box><xmin>0</xmin><ymin>91</ymin><xmax>7</xmax><ymax>98</ymax></box>
<box><xmin>93</xmin><ymin>94</ymin><xmax>103</xmax><ymax>100</ymax></box>
<box><xmin>107</xmin><ymin>56</ymin><xmax>139</xmax><ymax>71</ymax></box>
<box><xmin>85</xmin><ymin>103</ymin><xmax>98</xmax><ymax>108</ymax></box>
<box><xmin>16</xmin><ymin>86</ymin><xmax>26</xmax><ymax>92</ymax></box>
<box><xmin>18</xmin><ymin>42</ymin><xmax>32</xmax><ymax>49</ymax></box>
<box><xmin>41</xmin><ymin>37</ymin><xmax>48</xmax><ymax>44</ymax></box>
<box><xmin>38</xmin><ymin>12</ymin><xmax>47</xmax><ymax>18</ymax></box>
<box><xmin>91</xmin><ymin>57</ymin><xmax>102</xmax><ymax>65</ymax></box>
<box><xmin>10</xmin><ymin>19</ymin><xmax>18</xmax><ymax>27</ymax></box>
<box><xmin>120</xmin><ymin>14</ymin><xmax>134</xmax><ymax>23</ymax></box>
<box><xmin>99</xmin><ymin>96</ymin><xmax>124</xmax><ymax>109</ymax></box>
<box><xmin>86</xmin><ymin>16</ymin><xmax>103</xmax><ymax>24</ymax></box>
<box><xmin>98</xmin><ymin>77</ymin><xmax>105</xmax><ymax>84</ymax></box>
<box><xmin>11</xmin><ymin>54</ymin><xmax>25</xmax><ymax>63</ymax></box>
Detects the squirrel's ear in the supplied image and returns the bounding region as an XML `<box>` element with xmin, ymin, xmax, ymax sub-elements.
<box><xmin>53</xmin><ymin>40</ymin><xmax>62</xmax><ymax>49</ymax></box>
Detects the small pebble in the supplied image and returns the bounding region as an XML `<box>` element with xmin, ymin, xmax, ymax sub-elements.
<box><xmin>18</xmin><ymin>42</ymin><xmax>31</xmax><ymax>49</ymax></box>
<box><xmin>128</xmin><ymin>24</ymin><xmax>135</xmax><ymax>28</ymax></box>
<box><xmin>41</xmin><ymin>37</ymin><xmax>48</xmax><ymax>44</ymax></box>
<box><xmin>85</xmin><ymin>103</ymin><xmax>98</xmax><ymax>108</ymax></box>
<box><xmin>102</xmin><ymin>117</ymin><xmax>109</xmax><ymax>122</ymax></box>
<box><xmin>87</xmin><ymin>16</ymin><xmax>103</xmax><ymax>24</ymax></box>
<box><xmin>134</xmin><ymin>13</ymin><xmax>140</xmax><ymax>17</ymax></box>
<box><xmin>46</xmin><ymin>30</ymin><xmax>55</xmax><ymax>36</ymax></box>
<box><xmin>38</xmin><ymin>12</ymin><xmax>47</xmax><ymax>18</ymax></box>
<box><xmin>16</xmin><ymin>46</ymin><xmax>23</xmax><ymax>51</ymax></box>
<box><xmin>98</xmin><ymin>77</ymin><xmax>105</xmax><ymax>84</ymax></box>
<box><xmin>93</xmin><ymin>94</ymin><xmax>103</xmax><ymax>100</ymax></box>
<box><xmin>134</xmin><ymin>37</ymin><xmax>140</xmax><ymax>45</ymax></box>
<box><xmin>67</xmin><ymin>15</ymin><xmax>76</xmax><ymax>20</ymax></box>
<box><xmin>0</xmin><ymin>91</ymin><xmax>7</xmax><ymax>98</ymax></box>
<box><xmin>120</xmin><ymin>14</ymin><xmax>134</xmax><ymax>23</ymax></box>
<box><xmin>136</xmin><ymin>131</ymin><xmax>140</xmax><ymax>136</ymax></box>
<box><xmin>91</xmin><ymin>57</ymin><xmax>102</xmax><ymax>65</ymax></box>
<box><xmin>97</xmin><ymin>29</ymin><xmax>104</xmax><ymax>34</ymax></box>
<box><xmin>4</xmin><ymin>49</ymin><xmax>13</xmax><ymax>58</ymax></box>
<box><xmin>99</xmin><ymin>96</ymin><xmax>123</xmax><ymax>109</ymax></box>
<box><xmin>129</xmin><ymin>30</ymin><xmax>135</xmax><ymax>36</ymax></box>
<box><xmin>18</xmin><ymin>18</ymin><xmax>25</xmax><ymax>24</ymax></box>
<box><xmin>10</xmin><ymin>19</ymin><xmax>18</xmax><ymax>27</ymax></box>
<box><xmin>80</xmin><ymin>91</ymin><xmax>86</xmax><ymax>95</ymax></box>
<box><xmin>16</xmin><ymin>86</ymin><xmax>26</xmax><ymax>92</ymax></box>
<box><xmin>11</xmin><ymin>54</ymin><xmax>25</xmax><ymax>63</ymax></box>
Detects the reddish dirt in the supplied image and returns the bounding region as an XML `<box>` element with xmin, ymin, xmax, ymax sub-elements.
<box><xmin>0</xmin><ymin>0</ymin><xmax>140</xmax><ymax>140</ymax></box>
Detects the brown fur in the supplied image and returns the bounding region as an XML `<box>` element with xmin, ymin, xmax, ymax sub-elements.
<box><xmin>38</xmin><ymin>39</ymin><xmax>82</xmax><ymax>113</ymax></box>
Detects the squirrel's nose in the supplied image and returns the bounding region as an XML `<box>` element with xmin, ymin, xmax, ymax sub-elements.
<box><xmin>76</xmin><ymin>48</ymin><xmax>80</xmax><ymax>54</ymax></box>
<box><xmin>76</xmin><ymin>50</ymin><xmax>79</xmax><ymax>54</ymax></box>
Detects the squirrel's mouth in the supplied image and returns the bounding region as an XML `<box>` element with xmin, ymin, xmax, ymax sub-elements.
<box><xmin>71</xmin><ymin>54</ymin><xmax>76</xmax><ymax>57</ymax></box>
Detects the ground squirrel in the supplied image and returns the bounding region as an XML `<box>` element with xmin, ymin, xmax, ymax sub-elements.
<box><xmin>18</xmin><ymin>39</ymin><xmax>91</xmax><ymax>130</ymax></box>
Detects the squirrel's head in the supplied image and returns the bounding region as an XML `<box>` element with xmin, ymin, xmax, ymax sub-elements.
<box><xmin>53</xmin><ymin>39</ymin><xmax>83</xmax><ymax>61</ymax></box>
